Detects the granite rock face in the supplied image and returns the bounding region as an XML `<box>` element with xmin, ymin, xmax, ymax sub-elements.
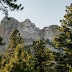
<box><xmin>0</xmin><ymin>17</ymin><xmax>60</xmax><ymax>53</ymax></box>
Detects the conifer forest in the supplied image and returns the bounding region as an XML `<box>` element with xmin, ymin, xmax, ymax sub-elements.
<box><xmin>0</xmin><ymin>0</ymin><xmax>72</xmax><ymax>72</ymax></box>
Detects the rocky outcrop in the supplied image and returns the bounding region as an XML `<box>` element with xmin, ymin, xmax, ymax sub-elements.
<box><xmin>0</xmin><ymin>17</ymin><xmax>60</xmax><ymax>53</ymax></box>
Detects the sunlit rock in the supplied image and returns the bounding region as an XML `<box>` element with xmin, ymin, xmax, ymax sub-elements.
<box><xmin>0</xmin><ymin>17</ymin><xmax>60</xmax><ymax>53</ymax></box>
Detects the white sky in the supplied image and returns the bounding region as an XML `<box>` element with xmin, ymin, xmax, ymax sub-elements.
<box><xmin>0</xmin><ymin>0</ymin><xmax>72</xmax><ymax>29</ymax></box>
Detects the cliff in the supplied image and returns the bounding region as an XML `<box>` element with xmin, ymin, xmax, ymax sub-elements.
<box><xmin>0</xmin><ymin>17</ymin><xmax>62</xmax><ymax>53</ymax></box>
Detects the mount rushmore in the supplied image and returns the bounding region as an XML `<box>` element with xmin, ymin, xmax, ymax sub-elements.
<box><xmin>0</xmin><ymin>17</ymin><xmax>62</xmax><ymax>53</ymax></box>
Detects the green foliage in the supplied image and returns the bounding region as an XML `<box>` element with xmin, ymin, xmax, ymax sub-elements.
<box><xmin>1</xmin><ymin>44</ymin><xmax>34</xmax><ymax>72</ymax></box>
<box><xmin>5</xmin><ymin>28</ymin><xmax>24</xmax><ymax>58</ymax></box>
<box><xmin>53</xmin><ymin>3</ymin><xmax>72</xmax><ymax>54</ymax></box>
<box><xmin>45</xmin><ymin>38</ymin><xmax>56</xmax><ymax>48</ymax></box>
<box><xmin>53</xmin><ymin>52</ymin><xmax>70</xmax><ymax>72</ymax></box>
<box><xmin>0</xmin><ymin>53</ymin><xmax>7</xmax><ymax>72</ymax></box>
<box><xmin>0</xmin><ymin>0</ymin><xmax>24</xmax><ymax>16</ymax></box>
<box><xmin>0</xmin><ymin>36</ymin><xmax>5</xmax><ymax>45</ymax></box>
<box><xmin>1</xmin><ymin>3</ymin><xmax>72</xmax><ymax>72</ymax></box>
<box><xmin>0</xmin><ymin>28</ymin><xmax>35</xmax><ymax>72</ymax></box>
<box><xmin>45</xmin><ymin>38</ymin><xmax>49</xmax><ymax>43</ymax></box>
<box><xmin>0</xmin><ymin>29</ymin><xmax>24</xmax><ymax>72</ymax></box>
<box><xmin>24</xmin><ymin>45</ymin><xmax>31</xmax><ymax>53</ymax></box>
<box><xmin>53</xmin><ymin>3</ymin><xmax>72</xmax><ymax>71</ymax></box>
<box><xmin>31</xmin><ymin>38</ymin><xmax>54</xmax><ymax>72</ymax></box>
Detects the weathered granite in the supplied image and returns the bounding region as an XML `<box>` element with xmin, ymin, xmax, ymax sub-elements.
<box><xmin>0</xmin><ymin>17</ymin><xmax>60</xmax><ymax>53</ymax></box>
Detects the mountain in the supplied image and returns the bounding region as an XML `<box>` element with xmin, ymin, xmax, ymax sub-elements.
<box><xmin>0</xmin><ymin>17</ymin><xmax>62</xmax><ymax>53</ymax></box>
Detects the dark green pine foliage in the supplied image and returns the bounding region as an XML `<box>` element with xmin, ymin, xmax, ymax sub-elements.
<box><xmin>0</xmin><ymin>53</ymin><xmax>7</xmax><ymax>72</ymax></box>
<box><xmin>53</xmin><ymin>52</ymin><xmax>69</xmax><ymax>72</ymax></box>
<box><xmin>31</xmin><ymin>38</ymin><xmax>54</xmax><ymax>72</ymax></box>
<box><xmin>53</xmin><ymin>3</ymin><xmax>72</xmax><ymax>72</ymax></box>
<box><xmin>0</xmin><ymin>36</ymin><xmax>5</xmax><ymax>45</ymax></box>
<box><xmin>5</xmin><ymin>28</ymin><xmax>24</xmax><ymax>58</ymax></box>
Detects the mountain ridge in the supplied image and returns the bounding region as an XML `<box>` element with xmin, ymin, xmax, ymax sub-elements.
<box><xmin>0</xmin><ymin>17</ymin><xmax>62</xmax><ymax>53</ymax></box>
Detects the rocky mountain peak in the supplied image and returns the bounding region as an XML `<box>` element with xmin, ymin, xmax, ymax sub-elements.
<box><xmin>1</xmin><ymin>17</ymin><xmax>19</xmax><ymax>24</ymax></box>
<box><xmin>0</xmin><ymin>17</ymin><xmax>60</xmax><ymax>53</ymax></box>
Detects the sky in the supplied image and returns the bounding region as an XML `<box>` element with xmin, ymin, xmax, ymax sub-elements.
<box><xmin>0</xmin><ymin>0</ymin><xmax>72</xmax><ymax>29</ymax></box>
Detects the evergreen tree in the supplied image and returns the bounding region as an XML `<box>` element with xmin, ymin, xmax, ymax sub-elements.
<box><xmin>0</xmin><ymin>53</ymin><xmax>6</xmax><ymax>72</ymax></box>
<box><xmin>31</xmin><ymin>38</ymin><xmax>54</xmax><ymax>72</ymax></box>
<box><xmin>2</xmin><ymin>44</ymin><xmax>34</xmax><ymax>72</ymax></box>
<box><xmin>0</xmin><ymin>36</ymin><xmax>5</xmax><ymax>45</ymax></box>
<box><xmin>5</xmin><ymin>28</ymin><xmax>24</xmax><ymax>58</ymax></box>
<box><xmin>53</xmin><ymin>52</ymin><xmax>69</xmax><ymax>72</ymax></box>
<box><xmin>0</xmin><ymin>0</ymin><xmax>24</xmax><ymax>16</ymax></box>
<box><xmin>0</xmin><ymin>29</ymin><xmax>24</xmax><ymax>71</ymax></box>
<box><xmin>53</xmin><ymin>3</ymin><xmax>72</xmax><ymax>72</ymax></box>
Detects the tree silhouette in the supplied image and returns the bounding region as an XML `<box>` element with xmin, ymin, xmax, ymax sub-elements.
<box><xmin>0</xmin><ymin>36</ymin><xmax>5</xmax><ymax>45</ymax></box>
<box><xmin>0</xmin><ymin>0</ymin><xmax>24</xmax><ymax>16</ymax></box>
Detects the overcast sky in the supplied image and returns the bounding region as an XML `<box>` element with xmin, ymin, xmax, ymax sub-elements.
<box><xmin>0</xmin><ymin>0</ymin><xmax>72</xmax><ymax>29</ymax></box>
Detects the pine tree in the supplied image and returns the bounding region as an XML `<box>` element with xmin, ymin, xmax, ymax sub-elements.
<box><xmin>0</xmin><ymin>36</ymin><xmax>5</xmax><ymax>45</ymax></box>
<box><xmin>0</xmin><ymin>53</ymin><xmax>6</xmax><ymax>72</ymax></box>
<box><xmin>0</xmin><ymin>0</ymin><xmax>24</xmax><ymax>16</ymax></box>
<box><xmin>5</xmin><ymin>28</ymin><xmax>24</xmax><ymax>58</ymax></box>
<box><xmin>31</xmin><ymin>38</ymin><xmax>54</xmax><ymax>72</ymax></box>
<box><xmin>0</xmin><ymin>29</ymin><xmax>24</xmax><ymax>71</ymax></box>
<box><xmin>2</xmin><ymin>44</ymin><xmax>34</xmax><ymax>72</ymax></box>
<box><xmin>53</xmin><ymin>3</ymin><xmax>72</xmax><ymax>71</ymax></box>
<box><xmin>53</xmin><ymin>52</ymin><xmax>69</xmax><ymax>72</ymax></box>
